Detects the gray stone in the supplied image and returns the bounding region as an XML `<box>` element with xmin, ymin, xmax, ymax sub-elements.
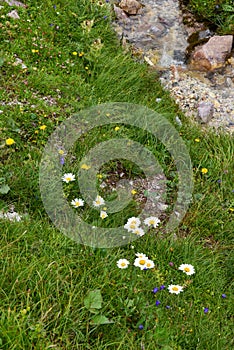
<box><xmin>197</xmin><ymin>101</ymin><xmax>214</xmax><ymax>123</ymax></box>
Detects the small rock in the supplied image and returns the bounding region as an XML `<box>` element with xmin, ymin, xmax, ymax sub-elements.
<box><xmin>113</xmin><ymin>4</ymin><xmax>129</xmax><ymax>21</ymax></box>
<box><xmin>119</xmin><ymin>0</ymin><xmax>142</xmax><ymax>15</ymax></box>
<box><xmin>197</xmin><ymin>101</ymin><xmax>214</xmax><ymax>123</ymax></box>
<box><xmin>190</xmin><ymin>35</ymin><xmax>233</xmax><ymax>71</ymax></box>
<box><xmin>4</xmin><ymin>0</ymin><xmax>26</xmax><ymax>7</ymax></box>
<box><xmin>7</xmin><ymin>9</ymin><xmax>20</xmax><ymax>19</ymax></box>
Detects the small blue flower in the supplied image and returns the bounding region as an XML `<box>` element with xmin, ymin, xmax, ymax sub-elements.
<box><xmin>222</xmin><ymin>294</ymin><xmax>227</xmax><ymax>298</ymax></box>
<box><xmin>204</xmin><ymin>307</ymin><xmax>209</xmax><ymax>314</ymax></box>
<box><xmin>60</xmin><ymin>157</ymin><xmax>65</xmax><ymax>165</ymax></box>
<box><xmin>53</xmin><ymin>5</ymin><xmax>56</xmax><ymax>9</ymax></box>
<box><xmin>160</xmin><ymin>285</ymin><xmax>165</xmax><ymax>290</ymax></box>
<box><xmin>152</xmin><ymin>287</ymin><xmax>159</xmax><ymax>293</ymax></box>
<box><xmin>138</xmin><ymin>324</ymin><xmax>144</xmax><ymax>330</ymax></box>
<box><xmin>155</xmin><ymin>300</ymin><xmax>161</xmax><ymax>306</ymax></box>
<box><xmin>166</xmin><ymin>305</ymin><xmax>171</xmax><ymax>309</ymax></box>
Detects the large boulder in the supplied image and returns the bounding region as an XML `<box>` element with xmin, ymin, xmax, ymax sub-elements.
<box><xmin>119</xmin><ymin>0</ymin><xmax>142</xmax><ymax>15</ymax></box>
<box><xmin>189</xmin><ymin>35</ymin><xmax>233</xmax><ymax>71</ymax></box>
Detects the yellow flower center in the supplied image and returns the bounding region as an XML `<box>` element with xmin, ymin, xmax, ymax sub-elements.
<box><xmin>172</xmin><ymin>286</ymin><xmax>179</xmax><ymax>291</ymax></box>
<box><xmin>149</xmin><ymin>220</ymin><xmax>155</xmax><ymax>225</ymax></box>
<box><xmin>67</xmin><ymin>177</ymin><xmax>71</xmax><ymax>181</ymax></box>
<box><xmin>121</xmin><ymin>262</ymin><xmax>126</xmax><ymax>267</ymax></box>
<box><xmin>139</xmin><ymin>259</ymin><xmax>146</xmax><ymax>265</ymax></box>
<box><xmin>184</xmin><ymin>267</ymin><xmax>190</xmax><ymax>272</ymax></box>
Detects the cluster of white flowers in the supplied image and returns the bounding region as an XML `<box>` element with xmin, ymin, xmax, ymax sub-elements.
<box><xmin>62</xmin><ymin>173</ymin><xmax>107</xmax><ymax>219</ymax></box>
<box><xmin>124</xmin><ymin>216</ymin><xmax>161</xmax><ymax>237</ymax></box>
<box><xmin>168</xmin><ymin>264</ymin><xmax>195</xmax><ymax>294</ymax></box>
<box><xmin>0</xmin><ymin>211</ymin><xmax>22</xmax><ymax>222</ymax></box>
<box><xmin>117</xmin><ymin>252</ymin><xmax>155</xmax><ymax>270</ymax></box>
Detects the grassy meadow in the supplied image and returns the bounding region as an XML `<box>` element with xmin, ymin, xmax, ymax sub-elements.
<box><xmin>0</xmin><ymin>0</ymin><xmax>233</xmax><ymax>349</ymax></box>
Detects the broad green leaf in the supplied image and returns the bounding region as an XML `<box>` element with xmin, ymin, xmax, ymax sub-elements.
<box><xmin>0</xmin><ymin>184</ymin><xmax>10</xmax><ymax>194</ymax></box>
<box><xmin>84</xmin><ymin>290</ymin><xmax>103</xmax><ymax>311</ymax></box>
<box><xmin>91</xmin><ymin>315</ymin><xmax>113</xmax><ymax>325</ymax></box>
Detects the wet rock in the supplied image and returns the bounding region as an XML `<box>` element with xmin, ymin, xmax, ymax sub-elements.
<box><xmin>189</xmin><ymin>35</ymin><xmax>233</xmax><ymax>71</ymax></box>
<box><xmin>7</xmin><ymin>9</ymin><xmax>20</xmax><ymax>19</ymax></box>
<box><xmin>197</xmin><ymin>101</ymin><xmax>214</xmax><ymax>123</ymax></box>
<box><xmin>119</xmin><ymin>0</ymin><xmax>142</xmax><ymax>15</ymax></box>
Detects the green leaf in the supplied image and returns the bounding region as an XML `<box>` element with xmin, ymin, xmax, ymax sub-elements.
<box><xmin>91</xmin><ymin>315</ymin><xmax>113</xmax><ymax>325</ymax></box>
<box><xmin>84</xmin><ymin>290</ymin><xmax>103</xmax><ymax>311</ymax></box>
<box><xmin>0</xmin><ymin>184</ymin><xmax>10</xmax><ymax>194</ymax></box>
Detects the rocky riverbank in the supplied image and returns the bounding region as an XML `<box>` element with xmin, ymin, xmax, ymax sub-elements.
<box><xmin>113</xmin><ymin>0</ymin><xmax>234</xmax><ymax>133</ymax></box>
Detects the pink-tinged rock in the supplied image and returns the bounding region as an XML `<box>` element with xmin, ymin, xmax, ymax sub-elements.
<box><xmin>197</xmin><ymin>101</ymin><xmax>214</xmax><ymax>123</ymax></box>
<box><xmin>119</xmin><ymin>0</ymin><xmax>142</xmax><ymax>15</ymax></box>
<box><xmin>190</xmin><ymin>35</ymin><xmax>233</xmax><ymax>71</ymax></box>
<box><xmin>7</xmin><ymin>9</ymin><xmax>20</xmax><ymax>19</ymax></box>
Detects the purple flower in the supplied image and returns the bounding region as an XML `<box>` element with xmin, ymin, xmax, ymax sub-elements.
<box><xmin>204</xmin><ymin>307</ymin><xmax>209</xmax><ymax>314</ymax></box>
<box><xmin>217</xmin><ymin>179</ymin><xmax>222</xmax><ymax>183</ymax></box>
<box><xmin>166</xmin><ymin>305</ymin><xmax>171</xmax><ymax>309</ymax></box>
<box><xmin>155</xmin><ymin>300</ymin><xmax>161</xmax><ymax>306</ymax></box>
<box><xmin>160</xmin><ymin>285</ymin><xmax>165</xmax><ymax>290</ymax></box>
<box><xmin>138</xmin><ymin>324</ymin><xmax>144</xmax><ymax>330</ymax></box>
<box><xmin>53</xmin><ymin>5</ymin><xmax>56</xmax><ymax>9</ymax></box>
<box><xmin>152</xmin><ymin>287</ymin><xmax>159</xmax><ymax>294</ymax></box>
<box><xmin>169</xmin><ymin>262</ymin><xmax>174</xmax><ymax>266</ymax></box>
<box><xmin>103</xmin><ymin>15</ymin><xmax>108</xmax><ymax>19</ymax></box>
<box><xmin>222</xmin><ymin>294</ymin><xmax>227</xmax><ymax>298</ymax></box>
<box><xmin>60</xmin><ymin>157</ymin><xmax>65</xmax><ymax>165</ymax></box>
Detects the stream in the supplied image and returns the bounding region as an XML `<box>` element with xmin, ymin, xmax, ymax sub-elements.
<box><xmin>113</xmin><ymin>0</ymin><xmax>234</xmax><ymax>133</ymax></box>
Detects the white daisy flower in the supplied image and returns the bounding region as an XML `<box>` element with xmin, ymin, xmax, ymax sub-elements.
<box><xmin>117</xmin><ymin>259</ymin><xmax>130</xmax><ymax>269</ymax></box>
<box><xmin>144</xmin><ymin>216</ymin><xmax>161</xmax><ymax>228</ymax></box>
<box><xmin>168</xmin><ymin>284</ymin><xmax>183</xmax><ymax>294</ymax></box>
<box><xmin>178</xmin><ymin>264</ymin><xmax>195</xmax><ymax>275</ymax></box>
<box><xmin>135</xmin><ymin>252</ymin><xmax>148</xmax><ymax>259</ymax></box>
<box><xmin>144</xmin><ymin>259</ymin><xmax>155</xmax><ymax>269</ymax></box>
<box><xmin>93</xmin><ymin>195</ymin><xmax>105</xmax><ymax>207</ymax></box>
<box><xmin>62</xmin><ymin>173</ymin><xmax>75</xmax><ymax>183</ymax></box>
<box><xmin>124</xmin><ymin>217</ymin><xmax>141</xmax><ymax>232</ymax></box>
<box><xmin>100</xmin><ymin>210</ymin><xmax>108</xmax><ymax>219</ymax></box>
<box><xmin>132</xmin><ymin>227</ymin><xmax>145</xmax><ymax>237</ymax></box>
<box><xmin>71</xmin><ymin>198</ymin><xmax>84</xmax><ymax>208</ymax></box>
<box><xmin>134</xmin><ymin>256</ymin><xmax>148</xmax><ymax>270</ymax></box>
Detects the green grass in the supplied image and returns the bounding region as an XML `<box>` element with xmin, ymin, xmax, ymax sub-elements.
<box><xmin>0</xmin><ymin>0</ymin><xmax>233</xmax><ymax>349</ymax></box>
<box><xmin>183</xmin><ymin>0</ymin><xmax>234</xmax><ymax>34</ymax></box>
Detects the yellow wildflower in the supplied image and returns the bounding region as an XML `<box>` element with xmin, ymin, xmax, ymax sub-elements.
<box><xmin>131</xmin><ymin>189</ymin><xmax>137</xmax><ymax>195</ymax></box>
<box><xmin>79</xmin><ymin>52</ymin><xmax>84</xmax><ymax>57</ymax></box>
<box><xmin>195</xmin><ymin>138</ymin><xmax>200</xmax><ymax>142</ymax></box>
<box><xmin>31</xmin><ymin>49</ymin><xmax>39</xmax><ymax>53</ymax></box>
<box><xmin>72</xmin><ymin>51</ymin><xmax>78</xmax><ymax>56</ymax></box>
<box><xmin>201</xmin><ymin>168</ymin><xmax>208</xmax><ymax>174</ymax></box>
<box><xmin>39</xmin><ymin>125</ymin><xmax>47</xmax><ymax>130</ymax></box>
<box><xmin>114</xmin><ymin>126</ymin><xmax>120</xmax><ymax>131</ymax></box>
<box><xmin>6</xmin><ymin>138</ymin><xmax>15</xmax><ymax>146</ymax></box>
<box><xmin>81</xmin><ymin>164</ymin><xmax>91</xmax><ymax>170</ymax></box>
